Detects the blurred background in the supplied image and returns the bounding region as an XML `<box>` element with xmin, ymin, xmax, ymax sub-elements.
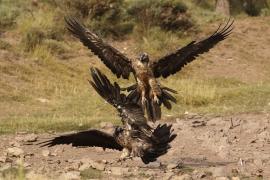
<box><xmin>0</xmin><ymin>0</ymin><xmax>269</xmax><ymax>133</ymax></box>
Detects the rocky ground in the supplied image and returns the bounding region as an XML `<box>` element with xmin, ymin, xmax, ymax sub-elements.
<box><xmin>0</xmin><ymin>112</ymin><xmax>269</xmax><ymax>180</ymax></box>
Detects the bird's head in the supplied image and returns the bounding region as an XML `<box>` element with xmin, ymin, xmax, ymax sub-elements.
<box><xmin>138</xmin><ymin>52</ymin><xmax>149</xmax><ymax>64</ymax></box>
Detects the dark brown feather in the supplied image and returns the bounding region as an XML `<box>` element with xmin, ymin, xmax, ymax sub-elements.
<box><xmin>65</xmin><ymin>17</ymin><xmax>133</xmax><ymax>79</ymax></box>
<box><xmin>152</xmin><ymin>18</ymin><xmax>234</xmax><ymax>78</ymax></box>
<box><xmin>39</xmin><ymin>129</ymin><xmax>123</xmax><ymax>150</ymax></box>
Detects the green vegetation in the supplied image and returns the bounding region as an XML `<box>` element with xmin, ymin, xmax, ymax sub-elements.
<box><xmin>0</xmin><ymin>0</ymin><xmax>269</xmax><ymax>133</ymax></box>
<box><xmin>80</xmin><ymin>168</ymin><xmax>102</xmax><ymax>179</ymax></box>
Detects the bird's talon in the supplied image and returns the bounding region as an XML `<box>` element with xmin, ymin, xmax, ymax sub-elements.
<box><xmin>154</xmin><ymin>96</ymin><xmax>159</xmax><ymax>104</ymax></box>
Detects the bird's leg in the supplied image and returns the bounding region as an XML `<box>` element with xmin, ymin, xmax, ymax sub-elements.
<box><xmin>141</xmin><ymin>90</ymin><xmax>147</xmax><ymax>106</ymax></box>
<box><xmin>149</xmin><ymin>78</ymin><xmax>161</xmax><ymax>104</ymax></box>
<box><xmin>153</xmin><ymin>94</ymin><xmax>159</xmax><ymax>104</ymax></box>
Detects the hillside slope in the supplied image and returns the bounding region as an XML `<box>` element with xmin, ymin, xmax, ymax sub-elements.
<box><xmin>0</xmin><ymin>17</ymin><xmax>270</xmax><ymax>133</ymax></box>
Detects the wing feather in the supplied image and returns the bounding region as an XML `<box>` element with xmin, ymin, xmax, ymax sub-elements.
<box><xmin>65</xmin><ymin>17</ymin><xmax>133</xmax><ymax>79</ymax></box>
<box><xmin>152</xmin><ymin>19</ymin><xmax>234</xmax><ymax>78</ymax></box>
<box><xmin>39</xmin><ymin>129</ymin><xmax>123</xmax><ymax>150</ymax></box>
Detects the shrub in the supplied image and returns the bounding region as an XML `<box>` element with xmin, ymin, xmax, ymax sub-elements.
<box><xmin>127</xmin><ymin>0</ymin><xmax>194</xmax><ymax>32</ymax></box>
<box><xmin>43</xmin><ymin>39</ymin><xmax>71</xmax><ymax>58</ymax></box>
<box><xmin>21</xmin><ymin>27</ymin><xmax>46</xmax><ymax>52</ymax></box>
<box><xmin>0</xmin><ymin>40</ymin><xmax>12</xmax><ymax>50</ymax></box>
<box><xmin>0</xmin><ymin>2</ymin><xmax>21</xmax><ymax>29</ymax></box>
<box><xmin>17</xmin><ymin>9</ymin><xmax>65</xmax><ymax>52</ymax></box>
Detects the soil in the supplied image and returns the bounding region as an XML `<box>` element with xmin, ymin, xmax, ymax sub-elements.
<box><xmin>0</xmin><ymin>113</ymin><xmax>269</xmax><ymax>179</ymax></box>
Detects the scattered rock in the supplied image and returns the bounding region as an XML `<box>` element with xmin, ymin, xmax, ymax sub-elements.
<box><xmin>23</xmin><ymin>134</ymin><xmax>38</xmax><ymax>144</ymax></box>
<box><xmin>9</xmin><ymin>141</ymin><xmax>21</xmax><ymax>147</ymax></box>
<box><xmin>167</xmin><ymin>163</ymin><xmax>179</xmax><ymax>169</ymax></box>
<box><xmin>171</xmin><ymin>174</ymin><xmax>193</xmax><ymax>180</ymax></box>
<box><xmin>78</xmin><ymin>163</ymin><xmax>90</xmax><ymax>171</ymax></box>
<box><xmin>41</xmin><ymin>150</ymin><xmax>50</xmax><ymax>157</ymax></box>
<box><xmin>0</xmin><ymin>156</ymin><xmax>7</xmax><ymax>163</ymax></box>
<box><xmin>192</xmin><ymin>170</ymin><xmax>207</xmax><ymax>179</ymax></box>
<box><xmin>7</xmin><ymin>147</ymin><xmax>24</xmax><ymax>157</ymax></box>
<box><xmin>192</xmin><ymin>120</ymin><xmax>206</xmax><ymax>127</ymax></box>
<box><xmin>90</xmin><ymin>161</ymin><xmax>106</xmax><ymax>171</ymax></box>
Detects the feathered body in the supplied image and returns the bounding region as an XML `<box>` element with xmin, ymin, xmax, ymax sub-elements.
<box><xmin>40</xmin><ymin>68</ymin><xmax>176</xmax><ymax>164</ymax></box>
<box><xmin>65</xmin><ymin>17</ymin><xmax>234</xmax><ymax>122</ymax></box>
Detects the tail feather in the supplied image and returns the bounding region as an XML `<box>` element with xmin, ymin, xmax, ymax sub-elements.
<box><xmin>125</xmin><ymin>84</ymin><xmax>177</xmax><ymax>122</ymax></box>
<box><xmin>141</xmin><ymin>124</ymin><xmax>177</xmax><ymax>164</ymax></box>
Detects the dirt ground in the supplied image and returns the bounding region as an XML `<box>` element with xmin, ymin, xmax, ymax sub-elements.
<box><xmin>0</xmin><ymin>113</ymin><xmax>269</xmax><ymax>179</ymax></box>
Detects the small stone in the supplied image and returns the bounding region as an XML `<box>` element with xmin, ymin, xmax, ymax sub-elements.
<box><xmin>68</xmin><ymin>161</ymin><xmax>81</xmax><ymax>171</ymax></box>
<box><xmin>41</xmin><ymin>150</ymin><xmax>50</xmax><ymax>157</ymax></box>
<box><xmin>0</xmin><ymin>156</ymin><xmax>7</xmax><ymax>163</ymax></box>
<box><xmin>7</xmin><ymin>147</ymin><xmax>24</xmax><ymax>157</ymax></box>
<box><xmin>231</xmin><ymin>177</ymin><xmax>240</xmax><ymax>180</ymax></box>
<box><xmin>171</xmin><ymin>174</ymin><xmax>193</xmax><ymax>180</ymax></box>
<box><xmin>9</xmin><ymin>141</ymin><xmax>21</xmax><ymax>147</ymax></box>
<box><xmin>79</xmin><ymin>163</ymin><xmax>90</xmax><ymax>171</ymax></box>
<box><xmin>192</xmin><ymin>170</ymin><xmax>207</xmax><ymax>179</ymax></box>
<box><xmin>167</xmin><ymin>163</ymin><xmax>179</xmax><ymax>169</ymax></box>
<box><xmin>90</xmin><ymin>161</ymin><xmax>106</xmax><ymax>171</ymax></box>
<box><xmin>23</xmin><ymin>134</ymin><xmax>38</xmax><ymax>143</ymax></box>
<box><xmin>101</xmin><ymin>159</ymin><xmax>108</xmax><ymax>164</ymax></box>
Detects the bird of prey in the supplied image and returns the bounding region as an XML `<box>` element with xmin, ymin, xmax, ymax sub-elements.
<box><xmin>89</xmin><ymin>67</ymin><xmax>152</xmax><ymax>136</ymax></box>
<box><xmin>65</xmin><ymin>17</ymin><xmax>234</xmax><ymax>122</ymax></box>
<box><xmin>40</xmin><ymin>68</ymin><xmax>176</xmax><ymax>164</ymax></box>
<box><xmin>40</xmin><ymin>124</ymin><xmax>176</xmax><ymax>164</ymax></box>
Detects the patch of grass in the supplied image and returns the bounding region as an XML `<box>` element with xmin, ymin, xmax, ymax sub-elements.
<box><xmin>133</xmin><ymin>26</ymin><xmax>192</xmax><ymax>58</ymax></box>
<box><xmin>17</xmin><ymin>8</ymin><xmax>65</xmax><ymax>52</ymax></box>
<box><xmin>80</xmin><ymin>168</ymin><xmax>102</xmax><ymax>179</ymax></box>
<box><xmin>0</xmin><ymin>162</ymin><xmax>26</xmax><ymax>180</ymax></box>
<box><xmin>0</xmin><ymin>39</ymin><xmax>12</xmax><ymax>50</ymax></box>
<box><xmin>0</xmin><ymin>0</ymin><xmax>23</xmax><ymax>29</ymax></box>
<box><xmin>163</xmin><ymin>77</ymin><xmax>270</xmax><ymax>116</ymax></box>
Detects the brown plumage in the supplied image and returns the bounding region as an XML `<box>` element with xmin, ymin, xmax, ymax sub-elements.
<box><xmin>39</xmin><ymin>68</ymin><xmax>177</xmax><ymax>164</ymax></box>
<box><xmin>39</xmin><ymin>124</ymin><xmax>176</xmax><ymax>164</ymax></box>
<box><xmin>65</xmin><ymin>17</ymin><xmax>233</xmax><ymax>122</ymax></box>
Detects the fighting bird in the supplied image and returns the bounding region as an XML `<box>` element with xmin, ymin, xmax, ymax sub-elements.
<box><xmin>40</xmin><ymin>68</ymin><xmax>176</xmax><ymax>164</ymax></box>
<box><xmin>65</xmin><ymin>17</ymin><xmax>233</xmax><ymax>122</ymax></box>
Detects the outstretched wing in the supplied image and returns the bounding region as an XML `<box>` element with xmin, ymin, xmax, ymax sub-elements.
<box><xmin>65</xmin><ymin>17</ymin><xmax>133</xmax><ymax>79</ymax></box>
<box><xmin>39</xmin><ymin>129</ymin><xmax>123</xmax><ymax>150</ymax></box>
<box><xmin>89</xmin><ymin>68</ymin><xmax>151</xmax><ymax>133</ymax></box>
<box><xmin>152</xmin><ymin>19</ymin><xmax>234</xmax><ymax>78</ymax></box>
